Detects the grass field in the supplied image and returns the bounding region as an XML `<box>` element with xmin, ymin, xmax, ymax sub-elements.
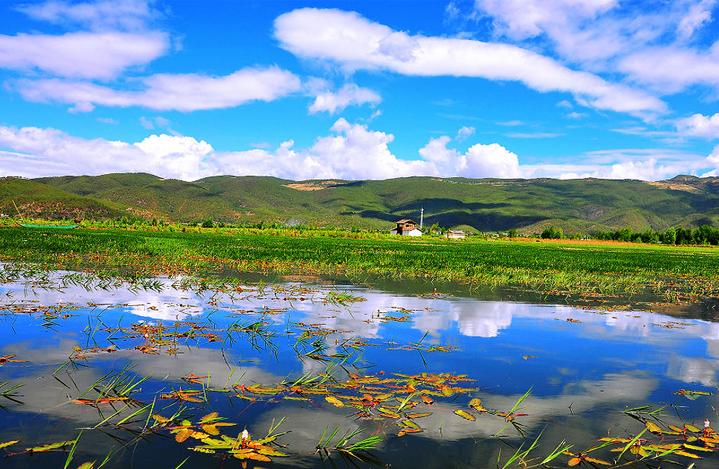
<box><xmin>1</xmin><ymin>226</ymin><xmax>718</xmax><ymax>306</ymax></box>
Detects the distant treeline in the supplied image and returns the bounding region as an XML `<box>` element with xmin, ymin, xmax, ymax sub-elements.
<box><xmin>538</xmin><ymin>225</ymin><xmax>719</xmax><ymax>245</ymax></box>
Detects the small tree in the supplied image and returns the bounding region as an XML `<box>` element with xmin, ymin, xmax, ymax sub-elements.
<box><xmin>541</xmin><ymin>226</ymin><xmax>564</xmax><ymax>239</ymax></box>
<box><xmin>661</xmin><ymin>227</ymin><xmax>677</xmax><ymax>245</ymax></box>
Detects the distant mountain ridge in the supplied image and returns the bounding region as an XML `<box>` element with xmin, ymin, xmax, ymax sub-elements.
<box><xmin>2</xmin><ymin>173</ymin><xmax>719</xmax><ymax>233</ymax></box>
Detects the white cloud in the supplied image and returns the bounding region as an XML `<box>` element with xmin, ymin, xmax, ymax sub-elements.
<box><xmin>523</xmin><ymin>148</ymin><xmax>710</xmax><ymax>180</ymax></box>
<box><xmin>456</xmin><ymin>126</ymin><xmax>475</xmax><ymax>140</ymax></box>
<box><xmin>16</xmin><ymin>0</ymin><xmax>157</xmax><ymax>31</ymax></box>
<box><xmin>15</xmin><ymin>67</ymin><xmax>302</xmax><ymax>111</ymax></box>
<box><xmin>0</xmin><ymin>125</ymin><xmax>214</xmax><ymax>180</ymax></box>
<box><xmin>0</xmin><ymin>31</ymin><xmax>167</xmax><ymax>79</ymax></box>
<box><xmin>677</xmin><ymin>112</ymin><xmax>719</xmax><ymax>139</ymax></box>
<box><xmin>0</xmin><ymin>119</ymin><xmax>523</xmax><ymax>181</ymax></box>
<box><xmin>308</xmin><ymin>83</ymin><xmax>381</xmax><ymax>114</ymax></box>
<box><xmin>473</xmin><ymin>0</ymin><xmax>719</xmax><ymax>95</ymax></box>
<box><xmin>475</xmin><ymin>0</ymin><xmax>617</xmax><ymax>41</ymax></box>
<box><xmin>274</xmin><ymin>8</ymin><xmax>665</xmax><ymax>117</ymax></box>
<box><xmin>708</xmin><ymin>146</ymin><xmax>719</xmax><ymax>173</ymax></box>
<box><xmin>1</xmin><ymin>120</ymin><xmax>713</xmax><ymax>182</ymax></box>
<box><xmin>418</xmin><ymin>135</ymin><xmax>521</xmax><ymax>178</ymax></box>
<box><xmin>677</xmin><ymin>0</ymin><xmax>717</xmax><ymax>41</ymax></box>
<box><xmin>618</xmin><ymin>46</ymin><xmax>719</xmax><ymax>94</ymax></box>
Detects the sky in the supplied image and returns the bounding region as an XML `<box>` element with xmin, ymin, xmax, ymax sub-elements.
<box><xmin>0</xmin><ymin>0</ymin><xmax>718</xmax><ymax>181</ymax></box>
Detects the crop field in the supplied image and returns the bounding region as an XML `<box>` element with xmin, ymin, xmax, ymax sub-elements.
<box><xmin>1</xmin><ymin>227</ymin><xmax>718</xmax><ymax>306</ymax></box>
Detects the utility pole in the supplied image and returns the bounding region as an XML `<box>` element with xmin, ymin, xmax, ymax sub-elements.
<box><xmin>420</xmin><ymin>207</ymin><xmax>424</xmax><ymax>230</ymax></box>
<box><xmin>12</xmin><ymin>200</ymin><xmax>22</xmax><ymax>218</ymax></box>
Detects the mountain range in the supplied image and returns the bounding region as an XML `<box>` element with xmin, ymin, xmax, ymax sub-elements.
<box><xmin>2</xmin><ymin>173</ymin><xmax>719</xmax><ymax>233</ymax></box>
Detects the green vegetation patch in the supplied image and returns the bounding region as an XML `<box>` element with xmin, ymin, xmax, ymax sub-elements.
<box><xmin>1</xmin><ymin>227</ymin><xmax>718</xmax><ymax>305</ymax></box>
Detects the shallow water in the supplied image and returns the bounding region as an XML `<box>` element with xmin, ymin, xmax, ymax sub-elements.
<box><xmin>1</xmin><ymin>269</ymin><xmax>718</xmax><ymax>468</ymax></box>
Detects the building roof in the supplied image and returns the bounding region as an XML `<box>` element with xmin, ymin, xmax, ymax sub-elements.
<box><xmin>395</xmin><ymin>219</ymin><xmax>416</xmax><ymax>224</ymax></box>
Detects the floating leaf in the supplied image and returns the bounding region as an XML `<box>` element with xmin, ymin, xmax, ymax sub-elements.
<box><xmin>28</xmin><ymin>441</ymin><xmax>74</xmax><ymax>453</ymax></box>
<box><xmin>199</xmin><ymin>412</ymin><xmax>219</xmax><ymax>423</ymax></box>
<box><xmin>454</xmin><ymin>409</ymin><xmax>475</xmax><ymax>421</ymax></box>
<box><xmin>469</xmin><ymin>398</ymin><xmax>487</xmax><ymax>413</ymax></box>
<box><xmin>0</xmin><ymin>440</ymin><xmax>18</xmax><ymax>450</ymax></box>
<box><xmin>646</xmin><ymin>421</ymin><xmax>663</xmax><ymax>434</ymax></box>
<box><xmin>325</xmin><ymin>395</ymin><xmax>344</xmax><ymax>408</ymax></box>
<box><xmin>406</xmin><ymin>412</ymin><xmax>432</xmax><ymax>419</ymax></box>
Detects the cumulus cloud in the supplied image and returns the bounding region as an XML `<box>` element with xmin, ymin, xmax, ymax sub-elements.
<box><xmin>15</xmin><ymin>67</ymin><xmax>302</xmax><ymax>112</ymax></box>
<box><xmin>0</xmin><ymin>119</ymin><xmax>524</xmax><ymax>181</ymax></box>
<box><xmin>308</xmin><ymin>83</ymin><xmax>381</xmax><ymax>114</ymax></box>
<box><xmin>418</xmin><ymin>135</ymin><xmax>521</xmax><ymax>178</ymax></box>
<box><xmin>0</xmin><ymin>31</ymin><xmax>167</xmax><ymax>80</ymax></box>
<box><xmin>274</xmin><ymin>8</ymin><xmax>665</xmax><ymax>117</ymax></box>
<box><xmin>16</xmin><ymin>0</ymin><xmax>157</xmax><ymax>31</ymax></box>
<box><xmin>0</xmin><ymin>125</ymin><xmax>215</xmax><ymax>180</ymax></box>
<box><xmin>523</xmin><ymin>148</ymin><xmax>710</xmax><ymax>180</ymax></box>
<box><xmin>676</xmin><ymin>112</ymin><xmax>719</xmax><ymax>139</ymax></box>
<box><xmin>2</xmin><ymin>120</ymin><xmax>713</xmax><ymax>182</ymax></box>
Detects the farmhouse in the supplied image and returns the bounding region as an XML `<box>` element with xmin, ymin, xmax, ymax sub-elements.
<box><xmin>445</xmin><ymin>230</ymin><xmax>466</xmax><ymax>239</ymax></box>
<box><xmin>390</xmin><ymin>219</ymin><xmax>422</xmax><ymax>236</ymax></box>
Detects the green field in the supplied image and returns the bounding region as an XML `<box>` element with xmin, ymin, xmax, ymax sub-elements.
<box><xmin>1</xmin><ymin>226</ymin><xmax>717</xmax><ymax>306</ymax></box>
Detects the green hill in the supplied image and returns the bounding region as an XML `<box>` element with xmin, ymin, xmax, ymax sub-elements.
<box><xmin>0</xmin><ymin>176</ymin><xmax>128</xmax><ymax>220</ymax></box>
<box><xmin>1</xmin><ymin>173</ymin><xmax>717</xmax><ymax>233</ymax></box>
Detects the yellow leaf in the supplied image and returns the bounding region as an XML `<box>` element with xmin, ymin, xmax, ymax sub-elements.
<box><xmin>683</xmin><ymin>443</ymin><xmax>713</xmax><ymax>452</ymax></box>
<box><xmin>256</xmin><ymin>447</ymin><xmax>287</xmax><ymax>457</ymax></box>
<box><xmin>189</xmin><ymin>447</ymin><xmax>216</xmax><ymax>454</ymax></box>
<box><xmin>175</xmin><ymin>429</ymin><xmax>192</xmax><ymax>443</ymax></box>
<box><xmin>469</xmin><ymin>398</ymin><xmax>487</xmax><ymax>413</ymax></box>
<box><xmin>568</xmin><ymin>457</ymin><xmax>581</xmax><ymax>467</ymax></box>
<box><xmin>325</xmin><ymin>395</ymin><xmax>344</xmax><ymax>407</ymax></box>
<box><xmin>201</xmin><ymin>424</ymin><xmax>220</xmax><ymax>436</ymax></box>
<box><xmin>29</xmin><ymin>441</ymin><xmax>74</xmax><ymax>453</ymax></box>
<box><xmin>199</xmin><ymin>437</ymin><xmax>224</xmax><ymax>446</ymax></box>
<box><xmin>246</xmin><ymin>453</ymin><xmax>272</xmax><ymax>462</ymax></box>
<box><xmin>200</xmin><ymin>412</ymin><xmax>219</xmax><ymax>423</ymax></box>
<box><xmin>454</xmin><ymin>409</ymin><xmax>476</xmax><ymax>421</ymax></box>
<box><xmin>0</xmin><ymin>440</ymin><xmax>19</xmax><ymax>450</ymax></box>
<box><xmin>674</xmin><ymin>450</ymin><xmax>701</xmax><ymax>459</ymax></box>
<box><xmin>76</xmin><ymin>463</ymin><xmax>95</xmax><ymax>469</ymax></box>
<box><xmin>152</xmin><ymin>414</ymin><xmax>170</xmax><ymax>424</ymax></box>
<box><xmin>406</xmin><ymin>412</ymin><xmax>432</xmax><ymax>419</ymax></box>
<box><xmin>646</xmin><ymin>421</ymin><xmax>663</xmax><ymax>434</ymax></box>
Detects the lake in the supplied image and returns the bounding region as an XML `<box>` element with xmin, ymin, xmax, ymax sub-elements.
<box><xmin>1</xmin><ymin>266</ymin><xmax>717</xmax><ymax>468</ymax></box>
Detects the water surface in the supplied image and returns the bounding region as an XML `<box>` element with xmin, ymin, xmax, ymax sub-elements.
<box><xmin>1</xmin><ymin>269</ymin><xmax>717</xmax><ymax>467</ymax></box>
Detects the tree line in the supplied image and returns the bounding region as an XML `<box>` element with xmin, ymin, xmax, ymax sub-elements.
<box><xmin>539</xmin><ymin>225</ymin><xmax>719</xmax><ymax>245</ymax></box>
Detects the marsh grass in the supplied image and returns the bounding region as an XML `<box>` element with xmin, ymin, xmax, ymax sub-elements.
<box><xmin>1</xmin><ymin>227</ymin><xmax>718</xmax><ymax>305</ymax></box>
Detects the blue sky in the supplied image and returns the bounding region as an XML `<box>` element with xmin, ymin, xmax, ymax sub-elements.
<box><xmin>0</xmin><ymin>0</ymin><xmax>718</xmax><ymax>181</ymax></box>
